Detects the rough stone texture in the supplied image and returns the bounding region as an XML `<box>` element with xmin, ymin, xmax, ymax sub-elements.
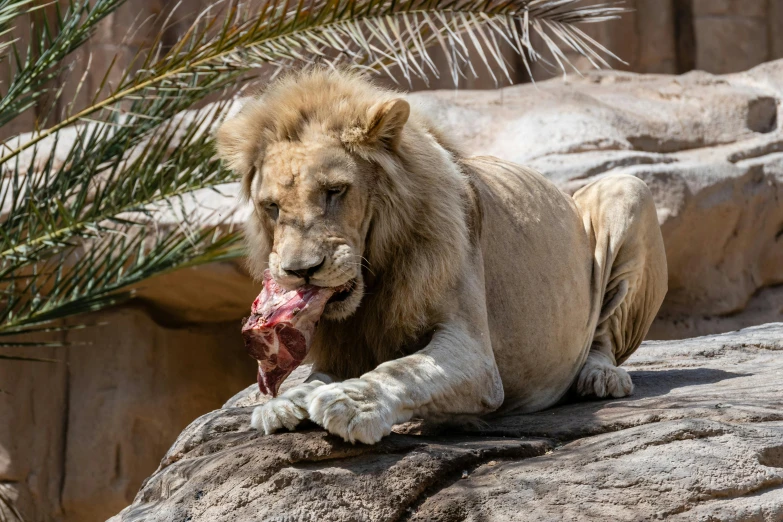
<box><xmin>110</xmin><ymin>323</ymin><xmax>783</xmax><ymax>521</ymax></box>
<box><xmin>410</xmin><ymin>421</ymin><xmax>783</xmax><ymax>522</ymax></box>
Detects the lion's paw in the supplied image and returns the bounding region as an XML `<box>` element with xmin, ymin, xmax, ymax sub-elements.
<box><xmin>577</xmin><ymin>360</ymin><xmax>633</xmax><ymax>399</ymax></box>
<box><xmin>306</xmin><ymin>379</ymin><xmax>397</xmax><ymax>444</ymax></box>
<box><xmin>251</xmin><ymin>380</ymin><xmax>325</xmax><ymax>435</ymax></box>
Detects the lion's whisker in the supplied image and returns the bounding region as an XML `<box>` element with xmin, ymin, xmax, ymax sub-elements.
<box><xmin>346</xmin><ymin>254</ymin><xmax>376</xmax><ymax>276</ymax></box>
<box><xmin>343</xmin><ymin>261</ymin><xmax>375</xmax><ymax>277</ymax></box>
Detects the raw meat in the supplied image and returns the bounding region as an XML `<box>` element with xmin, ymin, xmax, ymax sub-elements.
<box><xmin>242</xmin><ymin>269</ymin><xmax>336</xmax><ymax>397</ymax></box>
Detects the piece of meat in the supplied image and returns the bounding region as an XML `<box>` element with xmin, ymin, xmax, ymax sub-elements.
<box><xmin>242</xmin><ymin>269</ymin><xmax>336</xmax><ymax>397</ymax></box>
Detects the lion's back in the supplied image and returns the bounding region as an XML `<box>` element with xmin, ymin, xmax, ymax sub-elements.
<box><xmin>462</xmin><ymin>156</ymin><xmax>596</xmax><ymax>413</ymax></box>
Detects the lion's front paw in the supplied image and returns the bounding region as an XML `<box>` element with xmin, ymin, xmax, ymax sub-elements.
<box><xmin>577</xmin><ymin>360</ymin><xmax>634</xmax><ymax>399</ymax></box>
<box><xmin>250</xmin><ymin>380</ymin><xmax>325</xmax><ymax>435</ymax></box>
<box><xmin>306</xmin><ymin>379</ymin><xmax>398</xmax><ymax>444</ymax></box>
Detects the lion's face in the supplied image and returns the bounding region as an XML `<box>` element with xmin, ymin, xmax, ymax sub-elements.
<box><xmin>218</xmin><ymin>71</ymin><xmax>416</xmax><ymax>321</ymax></box>
<box><xmin>250</xmin><ymin>136</ymin><xmax>372</xmax><ymax>320</ymax></box>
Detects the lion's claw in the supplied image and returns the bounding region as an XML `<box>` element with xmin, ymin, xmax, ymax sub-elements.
<box><xmin>251</xmin><ymin>380</ymin><xmax>326</xmax><ymax>434</ymax></box>
<box><xmin>306</xmin><ymin>379</ymin><xmax>396</xmax><ymax>444</ymax></box>
<box><xmin>251</xmin><ymin>397</ymin><xmax>307</xmax><ymax>434</ymax></box>
<box><xmin>576</xmin><ymin>359</ymin><xmax>633</xmax><ymax>398</ymax></box>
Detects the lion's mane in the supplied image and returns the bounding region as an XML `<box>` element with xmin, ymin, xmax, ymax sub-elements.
<box><xmin>217</xmin><ymin>69</ymin><xmax>481</xmax><ymax>377</ymax></box>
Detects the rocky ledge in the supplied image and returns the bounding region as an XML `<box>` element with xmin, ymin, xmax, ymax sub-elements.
<box><xmin>111</xmin><ymin>324</ymin><xmax>783</xmax><ymax>521</ymax></box>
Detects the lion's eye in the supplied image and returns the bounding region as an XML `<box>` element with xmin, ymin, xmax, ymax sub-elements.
<box><xmin>263</xmin><ymin>202</ymin><xmax>279</xmax><ymax>220</ymax></box>
<box><xmin>326</xmin><ymin>185</ymin><xmax>347</xmax><ymax>201</ymax></box>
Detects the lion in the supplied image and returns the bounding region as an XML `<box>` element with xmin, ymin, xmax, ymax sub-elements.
<box><xmin>216</xmin><ymin>68</ymin><xmax>668</xmax><ymax>444</ymax></box>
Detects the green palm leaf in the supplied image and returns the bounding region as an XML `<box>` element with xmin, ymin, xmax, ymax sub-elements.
<box><xmin>2</xmin><ymin>0</ymin><xmax>624</xmax><ymax>164</ymax></box>
<box><xmin>1</xmin><ymin>0</ymin><xmax>624</xmax><ymax>343</ymax></box>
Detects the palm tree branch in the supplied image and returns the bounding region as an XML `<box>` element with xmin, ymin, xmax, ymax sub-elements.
<box><xmin>0</xmin><ymin>0</ymin><xmax>625</xmax><ymax>165</ymax></box>
<box><xmin>0</xmin><ymin>0</ymin><xmax>626</xmax><ymax>343</ymax></box>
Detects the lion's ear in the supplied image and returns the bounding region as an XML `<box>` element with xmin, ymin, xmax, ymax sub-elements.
<box><xmin>362</xmin><ymin>98</ymin><xmax>410</xmax><ymax>150</ymax></box>
<box><xmin>216</xmin><ymin>108</ymin><xmax>262</xmax><ymax>200</ymax></box>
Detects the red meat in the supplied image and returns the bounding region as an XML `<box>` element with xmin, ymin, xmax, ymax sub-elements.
<box><xmin>242</xmin><ymin>270</ymin><xmax>336</xmax><ymax>397</ymax></box>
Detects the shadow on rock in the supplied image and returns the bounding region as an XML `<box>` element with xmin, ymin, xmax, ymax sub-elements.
<box><xmin>629</xmin><ymin>367</ymin><xmax>744</xmax><ymax>399</ymax></box>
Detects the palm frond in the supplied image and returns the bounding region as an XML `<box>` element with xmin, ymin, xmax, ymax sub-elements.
<box><xmin>2</xmin><ymin>0</ymin><xmax>624</xmax><ymax>164</ymax></box>
<box><xmin>1</xmin><ymin>0</ymin><xmax>624</xmax><ymax>343</ymax></box>
<box><xmin>0</xmin><ymin>479</ymin><xmax>24</xmax><ymax>522</ymax></box>
<box><xmin>0</xmin><ymin>96</ymin><xmax>245</xmax><ymax>337</ymax></box>
<box><xmin>0</xmin><ymin>0</ymin><xmax>125</xmax><ymax>128</ymax></box>
<box><xmin>0</xmin><ymin>0</ymin><xmax>34</xmax><ymax>59</ymax></box>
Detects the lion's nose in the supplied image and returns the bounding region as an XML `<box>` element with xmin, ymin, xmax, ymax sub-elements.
<box><xmin>282</xmin><ymin>257</ymin><xmax>325</xmax><ymax>280</ymax></box>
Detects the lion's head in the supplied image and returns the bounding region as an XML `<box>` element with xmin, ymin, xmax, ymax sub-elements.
<box><xmin>232</xmin><ymin>133</ymin><xmax>386</xmax><ymax>321</ymax></box>
<box><xmin>217</xmin><ymin>69</ymin><xmax>475</xmax><ymax>373</ymax></box>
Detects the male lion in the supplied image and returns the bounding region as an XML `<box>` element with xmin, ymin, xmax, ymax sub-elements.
<box><xmin>216</xmin><ymin>69</ymin><xmax>668</xmax><ymax>444</ymax></box>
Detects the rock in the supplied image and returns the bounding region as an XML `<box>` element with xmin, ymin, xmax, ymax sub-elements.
<box><xmin>110</xmin><ymin>323</ymin><xmax>783</xmax><ymax>522</ymax></box>
<box><xmin>690</xmin><ymin>0</ymin><xmax>770</xmax><ymax>74</ymax></box>
<box><xmin>411</xmin><ymin>420</ymin><xmax>783</xmax><ymax>522</ymax></box>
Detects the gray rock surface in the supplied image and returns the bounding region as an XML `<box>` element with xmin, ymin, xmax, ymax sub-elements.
<box><xmin>110</xmin><ymin>323</ymin><xmax>783</xmax><ymax>522</ymax></box>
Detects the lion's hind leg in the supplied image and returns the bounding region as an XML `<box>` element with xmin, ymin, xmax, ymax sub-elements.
<box><xmin>576</xmin><ymin>342</ymin><xmax>635</xmax><ymax>398</ymax></box>
<box><xmin>572</xmin><ymin>175</ymin><xmax>668</xmax><ymax>399</ymax></box>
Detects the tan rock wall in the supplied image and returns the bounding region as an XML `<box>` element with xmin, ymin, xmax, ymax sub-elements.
<box><xmin>692</xmin><ymin>0</ymin><xmax>773</xmax><ymax>74</ymax></box>
<box><xmin>0</xmin><ymin>307</ymin><xmax>253</xmax><ymax>522</ymax></box>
